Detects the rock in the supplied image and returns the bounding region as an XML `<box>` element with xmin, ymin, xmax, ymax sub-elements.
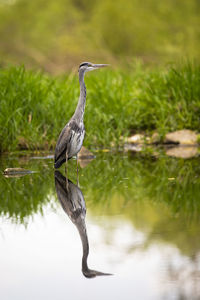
<box><xmin>124</xmin><ymin>144</ymin><xmax>143</xmax><ymax>152</ymax></box>
<box><xmin>78</xmin><ymin>159</ymin><xmax>93</xmax><ymax>168</ymax></box>
<box><xmin>166</xmin><ymin>146</ymin><xmax>199</xmax><ymax>159</ymax></box>
<box><xmin>78</xmin><ymin>146</ymin><xmax>95</xmax><ymax>168</ymax></box>
<box><xmin>3</xmin><ymin>168</ymin><xmax>33</xmax><ymax>177</ymax></box>
<box><xmin>125</xmin><ymin>134</ymin><xmax>148</xmax><ymax>144</ymax></box>
<box><xmin>18</xmin><ymin>137</ymin><xmax>29</xmax><ymax>149</ymax></box>
<box><xmin>150</xmin><ymin>132</ymin><xmax>160</xmax><ymax>144</ymax></box>
<box><xmin>3</xmin><ymin>168</ymin><xmax>32</xmax><ymax>174</ymax></box>
<box><xmin>31</xmin><ymin>155</ymin><xmax>54</xmax><ymax>159</ymax></box>
<box><xmin>165</xmin><ymin>130</ymin><xmax>199</xmax><ymax>145</ymax></box>
<box><xmin>78</xmin><ymin>146</ymin><xmax>95</xmax><ymax>159</ymax></box>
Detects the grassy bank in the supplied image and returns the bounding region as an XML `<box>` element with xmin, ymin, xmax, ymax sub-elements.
<box><xmin>0</xmin><ymin>61</ymin><xmax>200</xmax><ymax>152</ymax></box>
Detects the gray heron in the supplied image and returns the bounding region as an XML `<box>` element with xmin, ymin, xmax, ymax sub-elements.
<box><xmin>54</xmin><ymin>62</ymin><xmax>108</xmax><ymax>169</ymax></box>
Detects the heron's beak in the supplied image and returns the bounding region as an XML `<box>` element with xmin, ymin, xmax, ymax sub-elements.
<box><xmin>92</xmin><ymin>64</ymin><xmax>110</xmax><ymax>69</ymax></box>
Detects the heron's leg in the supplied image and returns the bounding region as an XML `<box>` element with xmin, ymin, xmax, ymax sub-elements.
<box><xmin>76</xmin><ymin>154</ymin><xmax>79</xmax><ymax>187</ymax></box>
<box><xmin>65</xmin><ymin>152</ymin><xmax>69</xmax><ymax>191</ymax></box>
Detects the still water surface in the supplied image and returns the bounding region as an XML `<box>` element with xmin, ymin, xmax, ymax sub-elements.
<box><xmin>0</xmin><ymin>151</ymin><xmax>200</xmax><ymax>300</ymax></box>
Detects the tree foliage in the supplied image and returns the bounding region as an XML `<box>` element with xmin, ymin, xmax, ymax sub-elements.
<box><xmin>0</xmin><ymin>0</ymin><xmax>199</xmax><ymax>72</ymax></box>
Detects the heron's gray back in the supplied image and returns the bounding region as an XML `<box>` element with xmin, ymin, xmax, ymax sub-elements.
<box><xmin>55</xmin><ymin>120</ymin><xmax>85</xmax><ymax>165</ymax></box>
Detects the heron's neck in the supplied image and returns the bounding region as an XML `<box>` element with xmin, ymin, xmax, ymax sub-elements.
<box><xmin>75</xmin><ymin>219</ymin><xmax>90</xmax><ymax>272</ymax></box>
<box><xmin>73</xmin><ymin>70</ymin><xmax>86</xmax><ymax>123</ymax></box>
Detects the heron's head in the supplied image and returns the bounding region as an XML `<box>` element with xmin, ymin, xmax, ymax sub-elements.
<box><xmin>79</xmin><ymin>62</ymin><xmax>109</xmax><ymax>73</ymax></box>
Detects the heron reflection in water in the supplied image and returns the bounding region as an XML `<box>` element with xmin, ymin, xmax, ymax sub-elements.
<box><xmin>54</xmin><ymin>171</ymin><xmax>111</xmax><ymax>278</ymax></box>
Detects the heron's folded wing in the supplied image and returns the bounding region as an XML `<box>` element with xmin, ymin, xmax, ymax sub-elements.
<box><xmin>54</xmin><ymin>125</ymin><xmax>72</xmax><ymax>162</ymax></box>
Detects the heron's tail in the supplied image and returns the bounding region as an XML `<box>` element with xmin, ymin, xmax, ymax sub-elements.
<box><xmin>54</xmin><ymin>158</ymin><xmax>66</xmax><ymax>169</ymax></box>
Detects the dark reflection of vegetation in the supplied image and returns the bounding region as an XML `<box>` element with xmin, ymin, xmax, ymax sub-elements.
<box><xmin>78</xmin><ymin>151</ymin><xmax>200</xmax><ymax>216</ymax></box>
<box><xmin>78</xmin><ymin>151</ymin><xmax>200</xmax><ymax>257</ymax></box>
<box><xmin>0</xmin><ymin>151</ymin><xmax>200</xmax><ymax>256</ymax></box>
<box><xmin>1</xmin><ymin>151</ymin><xmax>200</xmax><ymax>220</ymax></box>
<box><xmin>0</xmin><ymin>152</ymin><xmax>54</xmax><ymax>223</ymax></box>
<box><xmin>0</xmin><ymin>152</ymin><xmax>199</xmax><ymax>298</ymax></box>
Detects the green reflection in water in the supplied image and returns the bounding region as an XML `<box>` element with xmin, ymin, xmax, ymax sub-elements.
<box><xmin>80</xmin><ymin>152</ymin><xmax>200</xmax><ymax>257</ymax></box>
<box><xmin>0</xmin><ymin>152</ymin><xmax>55</xmax><ymax>223</ymax></box>
<box><xmin>0</xmin><ymin>151</ymin><xmax>200</xmax><ymax>257</ymax></box>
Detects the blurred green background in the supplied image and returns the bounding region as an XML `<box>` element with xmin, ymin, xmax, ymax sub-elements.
<box><xmin>0</xmin><ymin>0</ymin><xmax>199</xmax><ymax>73</ymax></box>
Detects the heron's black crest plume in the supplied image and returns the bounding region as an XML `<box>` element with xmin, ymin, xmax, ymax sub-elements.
<box><xmin>79</xmin><ymin>62</ymin><xmax>92</xmax><ymax>68</ymax></box>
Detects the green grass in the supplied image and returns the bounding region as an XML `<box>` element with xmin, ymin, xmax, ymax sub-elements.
<box><xmin>0</xmin><ymin>61</ymin><xmax>200</xmax><ymax>152</ymax></box>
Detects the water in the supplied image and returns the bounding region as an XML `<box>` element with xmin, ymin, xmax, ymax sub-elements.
<box><xmin>0</xmin><ymin>151</ymin><xmax>200</xmax><ymax>300</ymax></box>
